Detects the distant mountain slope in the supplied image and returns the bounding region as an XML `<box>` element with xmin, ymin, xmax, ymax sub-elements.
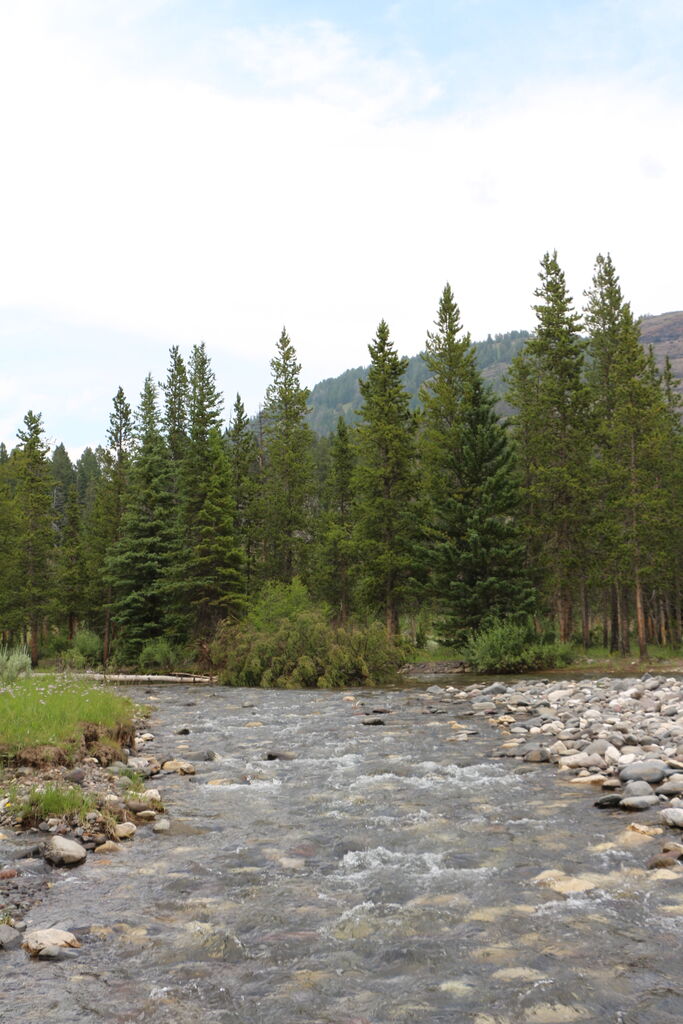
<box><xmin>306</xmin><ymin>312</ymin><xmax>683</xmax><ymax>436</ymax></box>
<box><xmin>306</xmin><ymin>330</ymin><xmax>531</xmax><ymax>436</ymax></box>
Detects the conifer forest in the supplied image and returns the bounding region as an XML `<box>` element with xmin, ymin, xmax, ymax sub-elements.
<box><xmin>1</xmin><ymin>252</ymin><xmax>681</xmax><ymax>677</ymax></box>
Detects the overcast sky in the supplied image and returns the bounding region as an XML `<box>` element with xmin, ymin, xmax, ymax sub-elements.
<box><xmin>1</xmin><ymin>0</ymin><xmax>682</xmax><ymax>453</ymax></box>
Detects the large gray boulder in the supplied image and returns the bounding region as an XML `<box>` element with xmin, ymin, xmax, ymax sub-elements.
<box><xmin>42</xmin><ymin>835</ymin><xmax>87</xmax><ymax>867</ymax></box>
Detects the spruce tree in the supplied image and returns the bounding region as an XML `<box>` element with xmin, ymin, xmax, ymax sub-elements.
<box><xmin>14</xmin><ymin>411</ymin><xmax>54</xmax><ymax>664</ymax></box>
<box><xmin>259</xmin><ymin>329</ymin><xmax>315</xmax><ymax>584</ymax></box>
<box><xmin>53</xmin><ymin>483</ymin><xmax>87</xmax><ymax>640</ymax></box>
<box><xmin>82</xmin><ymin>388</ymin><xmax>132</xmax><ymax>661</ymax></box>
<box><xmin>315</xmin><ymin>416</ymin><xmax>356</xmax><ymax>623</ymax></box>
<box><xmin>507</xmin><ymin>252</ymin><xmax>590</xmax><ymax>641</ymax></box>
<box><xmin>0</xmin><ymin>449</ymin><xmax>19</xmax><ymax>641</ymax></box>
<box><xmin>353</xmin><ymin>319</ymin><xmax>417</xmax><ymax>635</ymax></box>
<box><xmin>226</xmin><ymin>393</ymin><xmax>261</xmax><ymax>595</ymax></box>
<box><xmin>420</xmin><ymin>285</ymin><xmax>533</xmax><ymax>645</ymax></box>
<box><xmin>106</xmin><ymin>376</ymin><xmax>173</xmax><ymax>661</ymax></box>
<box><xmin>168</xmin><ymin>344</ymin><xmax>245</xmax><ymax>644</ymax></box>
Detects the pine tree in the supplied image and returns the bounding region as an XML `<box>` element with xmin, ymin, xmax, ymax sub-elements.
<box><xmin>106</xmin><ymin>376</ymin><xmax>174</xmax><ymax>661</ymax></box>
<box><xmin>507</xmin><ymin>252</ymin><xmax>590</xmax><ymax>641</ymax></box>
<box><xmin>315</xmin><ymin>416</ymin><xmax>356</xmax><ymax>623</ymax></box>
<box><xmin>0</xmin><ymin>449</ymin><xmax>19</xmax><ymax>641</ymax></box>
<box><xmin>82</xmin><ymin>388</ymin><xmax>132</xmax><ymax>661</ymax></box>
<box><xmin>420</xmin><ymin>284</ymin><xmax>533</xmax><ymax>645</ymax></box>
<box><xmin>353</xmin><ymin>319</ymin><xmax>418</xmax><ymax>634</ymax></box>
<box><xmin>226</xmin><ymin>393</ymin><xmax>261</xmax><ymax>594</ymax></box>
<box><xmin>259</xmin><ymin>329</ymin><xmax>315</xmax><ymax>584</ymax></box>
<box><xmin>168</xmin><ymin>344</ymin><xmax>245</xmax><ymax>644</ymax></box>
<box><xmin>14</xmin><ymin>411</ymin><xmax>54</xmax><ymax>664</ymax></box>
<box><xmin>53</xmin><ymin>483</ymin><xmax>87</xmax><ymax>639</ymax></box>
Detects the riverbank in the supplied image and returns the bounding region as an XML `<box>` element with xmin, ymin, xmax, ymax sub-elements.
<box><xmin>436</xmin><ymin>669</ymin><xmax>683</xmax><ymax>873</ymax></box>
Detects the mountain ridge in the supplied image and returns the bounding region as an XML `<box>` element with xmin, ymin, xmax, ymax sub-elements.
<box><xmin>305</xmin><ymin>311</ymin><xmax>683</xmax><ymax>436</ymax></box>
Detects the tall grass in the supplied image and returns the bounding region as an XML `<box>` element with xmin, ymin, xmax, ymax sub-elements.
<box><xmin>0</xmin><ymin>674</ymin><xmax>135</xmax><ymax>762</ymax></box>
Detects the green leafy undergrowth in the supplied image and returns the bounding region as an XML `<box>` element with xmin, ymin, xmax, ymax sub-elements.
<box><xmin>212</xmin><ymin>580</ymin><xmax>410</xmax><ymax>688</ymax></box>
<box><xmin>0</xmin><ymin>675</ymin><xmax>135</xmax><ymax>765</ymax></box>
<box><xmin>465</xmin><ymin>618</ymin><xmax>574</xmax><ymax>674</ymax></box>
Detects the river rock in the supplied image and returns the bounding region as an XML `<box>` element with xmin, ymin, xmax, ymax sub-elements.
<box><xmin>594</xmin><ymin>794</ymin><xmax>623</xmax><ymax>808</ymax></box>
<box><xmin>524</xmin><ymin>748</ymin><xmax>551</xmax><ymax>763</ymax></box>
<box><xmin>64</xmin><ymin>768</ymin><xmax>86</xmax><ymax>784</ymax></box>
<box><xmin>153</xmin><ymin>818</ymin><xmax>170</xmax><ymax>833</ymax></box>
<box><xmin>622</xmin><ymin>780</ymin><xmax>655</xmax><ymax>797</ymax></box>
<box><xmin>161</xmin><ymin>759</ymin><xmax>196</xmax><ymax>775</ymax></box>
<box><xmin>22</xmin><ymin>928</ymin><xmax>81</xmax><ymax>956</ymax></box>
<box><xmin>620</xmin><ymin>795</ymin><xmax>660</xmax><ymax>811</ymax></box>
<box><xmin>94</xmin><ymin>841</ymin><xmax>121</xmax><ymax>854</ymax></box>
<box><xmin>42</xmin><ymin>836</ymin><xmax>87</xmax><ymax>867</ymax></box>
<box><xmin>619</xmin><ymin>760</ymin><xmax>670</xmax><ymax>784</ymax></box>
<box><xmin>114</xmin><ymin>822</ymin><xmax>137</xmax><ymax>840</ymax></box>
<box><xmin>266</xmin><ymin>750</ymin><xmax>297</xmax><ymax>761</ymax></box>
<box><xmin>0</xmin><ymin>925</ymin><xmax>22</xmax><ymax>950</ymax></box>
<box><xmin>660</xmin><ymin>807</ymin><xmax>683</xmax><ymax>828</ymax></box>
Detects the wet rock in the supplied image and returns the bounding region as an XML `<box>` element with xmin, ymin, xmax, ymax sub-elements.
<box><xmin>0</xmin><ymin>924</ymin><xmax>22</xmax><ymax>950</ymax></box>
<box><xmin>153</xmin><ymin>818</ymin><xmax>171</xmax><ymax>833</ymax></box>
<box><xmin>647</xmin><ymin>853</ymin><xmax>680</xmax><ymax>869</ymax></box>
<box><xmin>524</xmin><ymin>748</ymin><xmax>551</xmax><ymax>763</ymax></box>
<box><xmin>42</xmin><ymin>836</ymin><xmax>87</xmax><ymax>867</ymax></box>
<box><xmin>94</xmin><ymin>841</ymin><xmax>121</xmax><ymax>854</ymax></box>
<box><xmin>22</xmin><ymin>928</ymin><xmax>81</xmax><ymax>956</ymax></box>
<box><xmin>161</xmin><ymin>759</ymin><xmax>196</xmax><ymax>775</ymax></box>
<box><xmin>114</xmin><ymin>822</ymin><xmax>137</xmax><ymax>840</ymax></box>
<box><xmin>619</xmin><ymin>760</ymin><xmax>670</xmax><ymax>784</ymax></box>
<box><xmin>661</xmin><ymin>807</ymin><xmax>683</xmax><ymax>828</ymax></box>
<box><xmin>361</xmin><ymin>718</ymin><xmax>385</xmax><ymax>726</ymax></box>
<box><xmin>594</xmin><ymin>794</ymin><xmax>623</xmax><ymax>809</ymax></box>
<box><xmin>621</xmin><ymin>780</ymin><xmax>655</xmax><ymax>797</ymax></box>
<box><xmin>266</xmin><ymin>750</ymin><xmax>297</xmax><ymax>761</ymax></box>
<box><xmin>619</xmin><ymin>795</ymin><xmax>660</xmax><ymax>811</ymax></box>
<box><xmin>176</xmin><ymin>727</ymin><xmax>191</xmax><ymax>735</ymax></box>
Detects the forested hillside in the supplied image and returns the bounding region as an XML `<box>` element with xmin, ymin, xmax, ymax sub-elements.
<box><xmin>307</xmin><ymin>313</ymin><xmax>683</xmax><ymax>434</ymax></box>
<box><xmin>307</xmin><ymin>330</ymin><xmax>530</xmax><ymax>435</ymax></box>
<box><xmin>1</xmin><ymin>256</ymin><xmax>682</xmax><ymax>679</ymax></box>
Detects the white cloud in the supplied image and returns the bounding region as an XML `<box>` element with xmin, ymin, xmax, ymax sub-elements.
<box><xmin>0</xmin><ymin>9</ymin><xmax>682</xmax><ymax>449</ymax></box>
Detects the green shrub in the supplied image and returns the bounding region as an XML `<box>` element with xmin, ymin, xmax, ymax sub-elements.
<box><xmin>139</xmin><ymin>637</ymin><xmax>178</xmax><ymax>672</ymax></box>
<box><xmin>465</xmin><ymin>618</ymin><xmax>574</xmax><ymax>674</ymax></box>
<box><xmin>211</xmin><ymin>580</ymin><xmax>408</xmax><ymax>688</ymax></box>
<box><xmin>73</xmin><ymin>629</ymin><xmax>102</xmax><ymax>667</ymax></box>
<box><xmin>0</xmin><ymin>645</ymin><xmax>31</xmax><ymax>684</ymax></box>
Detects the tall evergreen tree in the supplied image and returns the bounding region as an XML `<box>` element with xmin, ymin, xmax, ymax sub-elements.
<box><xmin>507</xmin><ymin>252</ymin><xmax>590</xmax><ymax>641</ymax></box>
<box><xmin>0</xmin><ymin>448</ymin><xmax>19</xmax><ymax>641</ymax></box>
<box><xmin>353</xmin><ymin>319</ymin><xmax>417</xmax><ymax>635</ymax></box>
<box><xmin>53</xmin><ymin>483</ymin><xmax>87</xmax><ymax>639</ymax></box>
<box><xmin>315</xmin><ymin>416</ymin><xmax>356</xmax><ymax>623</ymax></box>
<box><xmin>106</xmin><ymin>376</ymin><xmax>173</xmax><ymax>661</ymax></box>
<box><xmin>168</xmin><ymin>344</ymin><xmax>245</xmax><ymax>644</ymax></box>
<box><xmin>259</xmin><ymin>329</ymin><xmax>315</xmax><ymax>584</ymax></box>
<box><xmin>82</xmin><ymin>387</ymin><xmax>132</xmax><ymax>661</ymax></box>
<box><xmin>420</xmin><ymin>284</ymin><xmax>533</xmax><ymax>645</ymax></box>
<box><xmin>226</xmin><ymin>393</ymin><xmax>261</xmax><ymax>595</ymax></box>
<box><xmin>14</xmin><ymin>411</ymin><xmax>54</xmax><ymax>664</ymax></box>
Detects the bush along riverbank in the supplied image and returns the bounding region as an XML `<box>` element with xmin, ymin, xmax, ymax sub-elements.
<box><xmin>0</xmin><ymin>676</ymin><xmax>197</xmax><ymax>958</ymax></box>
<box><xmin>440</xmin><ymin>672</ymin><xmax>683</xmax><ymax>878</ymax></box>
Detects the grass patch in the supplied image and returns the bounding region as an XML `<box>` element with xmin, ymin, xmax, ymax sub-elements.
<box><xmin>0</xmin><ymin>675</ymin><xmax>136</xmax><ymax>766</ymax></box>
<box><xmin>12</xmin><ymin>783</ymin><xmax>97</xmax><ymax>825</ymax></box>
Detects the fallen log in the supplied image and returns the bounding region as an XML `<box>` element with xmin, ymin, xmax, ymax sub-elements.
<box><xmin>69</xmin><ymin>673</ymin><xmax>217</xmax><ymax>684</ymax></box>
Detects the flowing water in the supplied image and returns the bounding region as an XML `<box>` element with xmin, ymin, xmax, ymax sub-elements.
<box><xmin>4</xmin><ymin>684</ymin><xmax>683</xmax><ymax>1024</ymax></box>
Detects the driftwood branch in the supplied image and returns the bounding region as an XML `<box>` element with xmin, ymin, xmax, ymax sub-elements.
<box><xmin>69</xmin><ymin>672</ymin><xmax>217</xmax><ymax>685</ymax></box>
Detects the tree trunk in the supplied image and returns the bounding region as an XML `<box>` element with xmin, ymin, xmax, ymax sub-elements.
<box><xmin>609</xmin><ymin>583</ymin><xmax>619</xmax><ymax>653</ymax></box>
<box><xmin>29</xmin><ymin>617</ymin><xmax>39</xmax><ymax>667</ymax></box>
<box><xmin>634</xmin><ymin>570</ymin><xmax>648</xmax><ymax>660</ymax></box>
<box><xmin>580</xmin><ymin>581</ymin><xmax>590</xmax><ymax>649</ymax></box>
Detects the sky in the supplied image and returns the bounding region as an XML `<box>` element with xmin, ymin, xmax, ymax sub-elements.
<box><xmin>1</xmin><ymin>0</ymin><xmax>682</xmax><ymax>453</ymax></box>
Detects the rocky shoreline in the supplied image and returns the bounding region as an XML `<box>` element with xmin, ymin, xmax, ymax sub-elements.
<box><xmin>0</xmin><ymin>712</ymin><xmax>197</xmax><ymax>958</ymax></box>
<box><xmin>436</xmin><ymin>671</ymin><xmax>683</xmax><ymax>872</ymax></box>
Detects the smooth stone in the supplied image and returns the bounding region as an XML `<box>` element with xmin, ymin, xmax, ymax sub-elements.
<box><xmin>0</xmin><ymin>925</ymin><xmax>22</xmax><ymax>950</ymax></box>
<box><xmin>647</xmin><ymin>853</ymin><xmax>680</xmax><ymax>869</ymax></box>
<box><xmin>265</xmin><ymin>751</ymin><xmax>297</xmax><ymax>761</ymax></box>
<box><xmin>619</xmin><ymin>795</ymin><xmax>660</xmax><ymax>811</ymax></box>
<box><xmin>64</xmin><ymin>768</ymin><xmax>86</xmax><ymax>784</ymax></box>
<box><xmin>524</xmin><ymin>748</ymin><xmax>550</xmax><ymax>763</ymax></box>
<box><xmin>161</xmin><ymin>759</ymin><xmax>196</xmax><ymax>775</ymax></box>
<box><xmin>153</xmin><ymin>818</ymin><xmax>171</xmax><ymax>833</ymax></box>
<box><xmin>657</xmin><ymin>780</ymin><xmax>683</xmax><ymax>796</ymax></box>
<box><xmin>661</xmin><ymin>808</ymin><xmax>683</xmax><ymax>828</ymax></box>
<box><xmin>594</xmin><ymin>794</ymin><xmax>623</xmax><ymax>809</ymax></box>
<box><xmin>23</xmin><ymin>928</ymin><xmax>81</xmax><ymax>956</ymax></box>
<box><xmin>619</xmin><ymin>760</ymin><xmax>670</xmax><ymax>784</ymax></box>
<box><xmin>94</xmin><ymin>841</ymin><xmax>121</xmax><ymax>854</ymax></box>
<box><xmin>114</xmin><ymin>822</ymin><xmax>137</xmax><ymax>840</ymax></box>
<box><xmin>622</xmin><ymin>780</ymin><xmax>655</xmax><ymax>797</ymax></box>
<box><xmin>42</xmin><ymin>836</ymin><xmax>87</xmax><ymax>867</ymax></box>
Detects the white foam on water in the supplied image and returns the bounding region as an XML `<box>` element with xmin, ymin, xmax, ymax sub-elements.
<box><xmin>338</xmin><ymin>845</ymin><xmax>493</xmax><ymax>885</ymax></box>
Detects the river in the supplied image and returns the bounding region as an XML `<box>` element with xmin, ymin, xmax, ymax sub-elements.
<box><xmin>4</xmin><ymin>683</ymin><xmax>683</xmax><ymax>1024</ymax></box>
